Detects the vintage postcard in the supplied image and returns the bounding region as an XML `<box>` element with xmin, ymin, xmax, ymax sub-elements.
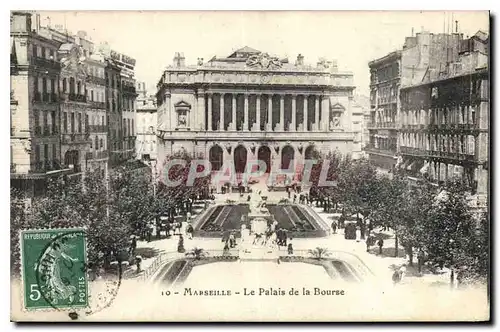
<box><xmin>10</xmin><ymin>10</ymin><xmax>490</xmax><ymax>322</ymax></box>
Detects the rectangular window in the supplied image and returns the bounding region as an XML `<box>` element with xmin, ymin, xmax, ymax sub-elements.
<box><xmin>51</xmin><ymin>79</ymin><xmax>56</xmax><ymax>94</ymax></box>
<box><xmin>91</xmin><ymin>90</ymin><xmax>94</xmax><ymax>101</ymax></box>
<box><xmin>42</xmin><ymin>77</ymin><xmax>47</xmax><ymax>93</ymax></box>
<box><xmin>41</xmin><ymin>47</ymin><xmax>46</xmax><ymax>59</ymax></box>
<box><xmin>52</xmin><ymin>143</ymin><xmax>57</xmax><ymax>162</ymax></box>
<box><xmin>34</xmin><ymin>145</ymin><xmax>40</xmax><ymax>164</ymax></box>
<box><xmin>44</xmin><ymin>144</ymin><xmax>48</xmax><ymax>162</ymax></box>
<box><xmin>34</xmin><ymin>77</ymin><xmax>39</xmax><ymax>93</ymax></box>
<box><xmin>33</xmin><ymin>44</ymin><xmax>38</xmax><ymax>57</ymax></box>
<box><xmin>85</xmin><ymin>114</ymin><xmax>89</xmax><ymax>132</ymax></box>
<box><xmin>78</xmin><ymin>113</ymin><xmax>82</xmax><ymax>133</ymax></box>
<box><xmin>34</xmin><ymin>111</ymin><xmax>39</xmax><ymax>132</ymax></box>
<box><xmin>63</xmin><ymin>113</ymin><xmax>68</xmax><ymax>133</ymax></box>
<box><xmin>71</xmin><ymin>113</ymin><xmax>75</xmax><ymax>133</ymax></box>
<box><xmin>43</xmin><ymin>112</ymin><xmax>48</xmax><ymax>133</ymax></box>
<box><xmin>51</xmin><ymin>111</ymin><xmax>56</xmax><ymax>132</ymax></box>
<box><xmin>49</xmin><ymin>49</ymin><xmax>54</xmax><ymax>60</ymax></box>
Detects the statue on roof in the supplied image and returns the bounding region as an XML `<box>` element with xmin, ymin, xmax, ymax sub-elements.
<box><xmin>246</xmin><ymin>53</ymin><xmax>282</xmax><ymax>69</ymax></box>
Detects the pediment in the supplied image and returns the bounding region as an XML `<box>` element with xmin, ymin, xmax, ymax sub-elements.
<box><xmin>174</xmin><ymin>100</ymin><xmax>191</xmax><ymax>109</ymax></box>
<box><xmin>330</xmin><ymin>102</ymin><xmax>346</xmax><ymax>112</ymax></box>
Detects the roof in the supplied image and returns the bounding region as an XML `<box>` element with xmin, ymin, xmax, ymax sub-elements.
<box><xmin>473</xmin><ymin>30</ymin><xmax>489</xmax><ymax>42</ymax></box>
<box><xmin>228</xmin><ymin>46</ymin><xmax>261</xmax><ymax>58</ymax></box>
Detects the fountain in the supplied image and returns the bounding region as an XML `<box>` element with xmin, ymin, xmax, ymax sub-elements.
<box><xmin>239</xmin><ymin>191</ymin><xmax>280</xmax><ymax>260</ymax></box>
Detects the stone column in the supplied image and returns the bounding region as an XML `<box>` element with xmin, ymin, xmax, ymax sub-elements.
<box><xmin>255</xmin><ymin>94</ymin><xmax>261</xmax><ymax>131</ymax></box>
<box><xmin>232</xmin><ymin>94</ymin><xmax>237</xmax><ymax>130</ymax></box>
<box><xmin>197</xmin><ymin>91</ymin><xmax>204</xmax><ymax>131</ymax></box>
<box><xmin>268</xmin><ymin>95</ymin><xmax>273</xmax><ymax>131</ymax></box>
<box><xmin>291</xmin><ymin>94</ymin><xmax>296</xmax><ymax>132</ymax></box>
<box><xmin>321</xmin><ymin>95</ymin><xmax>329</xmax><ymax>131</ymax></box>
<box><xmin>314</xmin><ymin>96</ymin><xmax>320</xmax><ymax>131</ymax></box>
<box><xmin>303</xmin><ymin>95</ymin><xmax>308</xmax><ymax>132</ymax></box>
<box><xmin>280</xmin><ymin>94</ymin><xmax>285</xmax><ymax>131</ymax></box>
<box><xmin>219</xmin><ymin>93</ymin><xmax>224</xmax><ymax>131</ymax></box>
<box><xmin>244</xmin><ymin>93</ymin><xmax>249</xmax><ymax>131</ymax></box>
<box><xmin>207</xmin><ymin>93</ymin><xmax>212</xmax><ymax>131</ymax></box>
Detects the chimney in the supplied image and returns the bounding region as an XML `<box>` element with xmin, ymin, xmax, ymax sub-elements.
<box><xmin>330</xmin><ymin>60</ymin><xmax>338</xmax><ymax>72</ymax></box>
<box><xmin>296</xmin><ymin>53</ymin><xmax>304</xmax><ymax>66</ymax></box>
<box><xmin>455</xmin><ymin>20</ymin><xmax>459</xmax><ymax>33</ymax></box>
<box><xmin>411</xmin><ymin>27</ymin><xmax>414</xmax><ymax>37</ymax></box>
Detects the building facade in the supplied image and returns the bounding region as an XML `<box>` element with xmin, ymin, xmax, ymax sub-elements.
<box><xmin>10</xmin><ymin>11</ymin><xmax>138</xmax><ymax>198</ymax></box>
<box><xmin>10</xmin><ymin>12</ymin><xmax>71</xmax><ymax>197</ymax></box>
<box><xmin>399</xmin><ymin>32</ymin><xmax>489</xmax><ymax>210</ymax></box>
<box><xmin>136</xmin><ymin>82</ymin><xmax>158</xmax><ymax>161</ymax></box>
<box><xmin>367</xmin><ymin>31</ymin><xmax>468</xmax><ymax>172</ymax></box>
<box><xmin>98</xmin><ymin>43</ymin><xmax>138</xmax><ymax>167</ymax></box>
<box><xmin>84</xmin><ymin>53</ymin><xmax>108</xmax><ymax>178</ymax></box>
<box><xmin>351</xmin><ymin>94</ymin><xmax>370</xmax><ymax>159</ymax></box>
<box><xmin>156</xmin><ymin>47</ymin><xmax>356</xmax><ymax>176</ymax></box>
<box><xmin>367</xmin><ymin>51</ymin><xmax>401</xmax><ymax>170</ymax></box>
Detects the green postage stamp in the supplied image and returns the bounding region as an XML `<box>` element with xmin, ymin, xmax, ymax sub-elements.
<box><xmin>20</xmin><ymin>228</ymin><xmax>89</xmax><ymax>310</ymax></box>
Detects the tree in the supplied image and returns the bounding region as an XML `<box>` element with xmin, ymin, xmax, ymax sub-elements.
<box><xmin>308</xmin><ymin>247</ymin><xmax>331</xmax><ymax>260</ymax></box>
<box><xmin>337</xmin><ymin>158</ymin><xmax>379</xmax><ymax>239</ymax></box>
<box><xmin>369</xmin><ymin>174</ymin><xmax>409</xmax><ymax>256</ymax></box>
<box><xmin>185</xmin><ymin>247</ymin><xmax>209</xmax><ymax>260</ymax></box>
<box><xmin>423</xmin><ymin>179</ymin><xmax>480</xmax><ymax>283</ymax></box>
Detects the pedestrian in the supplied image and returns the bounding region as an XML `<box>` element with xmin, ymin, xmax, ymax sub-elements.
<box><xmin>229</xmin><ymin>232</ymin><xmax>236</xmax><ymax>248</ymax></box>
<box><xmin>417</xmin><ymin>249</ymin><xmax>425</xmax><ymax>274</ymax></box>
<box><xmin>247</xmin><ymin>194</ymin><xmax>251</xmax><ymax>202</ymax></box>
<box><xmin>377</xmin><ymin>238</ymin><xmax>384</xmax><ymax>255</ymax></box>
<box><xmin>399</xmin><ymin>265</ymin><xmax>407</xmax><ymax>282</ymax></box>
<box><xmin>282</xmin><ymin>230</ymin><xmax>288</xmax><ymax>247</ymax></box>
<box><xmin>365</xmin><ymin>236</ymin><xmax>372</xmax><ymax>252</ymax></box>
<box><xmin>392</xmin><ymin>269</ymin><xmax>401</xmax><ymax>285</ymax></box>
<box><xmin>223</xmin><ymin>240</ymin><xmax>230</xmax><ymax>255</ymax></box>
<box><xmin>147</xmin><ymin>222</ymin><xmax>153</xmax><ymax>243</ymax></box>
<box><xmin>287</xmin><ymin>238</ymin><xmax>294</xmax><ymax>255</ymax></box>
<box><xmin>331</xmin><ymin>221</ymin><xmax>337</xmax><ymax>234</ymax></box>
<box><xmin>186</xmin><ymin>224</ymin><xmax>194</xmax><ymax>240</ymax></box>
<box><xmin>293</xmin><ymin>193</ymin><xmax>297</xmax><ymax>203</ymax></box>
<box><xmin>129</xmin><ymin>236</ymin><xmax>137</xmax><ymax>256</ymax></box>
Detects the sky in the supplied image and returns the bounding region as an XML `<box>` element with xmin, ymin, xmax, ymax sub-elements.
<box><xmin>39</xmin><ymin>10</ymin><xmax>489</xmax><ymax>96</ymax></box>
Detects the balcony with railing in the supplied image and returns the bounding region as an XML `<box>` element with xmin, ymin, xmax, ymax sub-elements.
<box><xmin>367</xmin><ymin>122</ymin><xmax>398</xmax><ymax>130</ymax></box>
<box><xmin>31</xmin><ymin>57</ymin><xmax>61</xmax><ymax>70</ymax></box>
<box><xmin>86</xmin><ymin>76</ymin><xmax>107</xmax><ymax>86</ymax></box>
<box><xmin>363</xmin><ymin>144</ymin><xmax>397</xmax><ymax>157</ymax></box>
<box><xmin>122</xmin><ymin>85</ymin><xmax>137</xmax><ymax>95</ymax></box>
<box><xmin>427</xmin><ymin>123</ymin><xmax>477</xmax><ymax>132</ymax></box>
<box><xmin>89</xmin><ymin>101</ymin><xmax>106</xmax><ymax>109</ymax></box>
<box><xmin>61</xmin><ymin>132</ymin><xmax>91</xmax><ymax>144</ymax></box>
<box><xmin>88</xmin><ymin>125</ymin><xmax>107</xmax><ymax>133</ymax></box>
<box><xmin>67</xmin><ymin>94</ymin><xmax>87</xmax><ymax>103</ymax></box>
<box><xmin>399</xmin><ymin>146</ymin><xmax>427</xmax><ymax>157</ymax></box>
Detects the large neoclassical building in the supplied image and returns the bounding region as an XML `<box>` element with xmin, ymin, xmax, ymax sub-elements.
<box><xmin>156</xmin><ymin>47</ymin><xmax>356</xmax><ymax>175</ymax></box>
